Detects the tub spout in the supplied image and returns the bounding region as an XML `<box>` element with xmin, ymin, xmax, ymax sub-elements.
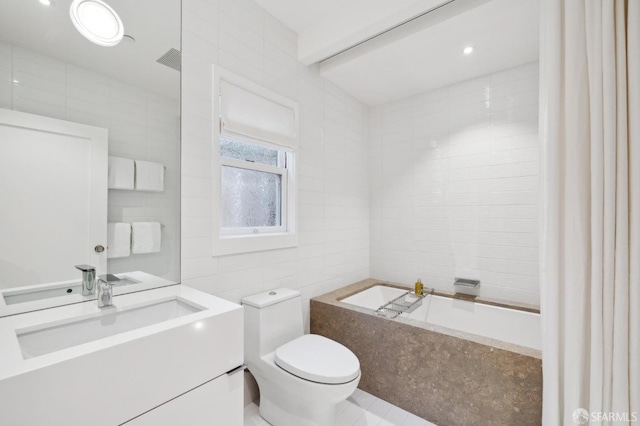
<box><xmin>453</xmin><ymin>278</ymin><xmax>480</xmax><ymax>297</ymax></box>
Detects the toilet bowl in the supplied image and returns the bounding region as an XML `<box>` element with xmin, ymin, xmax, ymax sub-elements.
<box><xmin>242</xmin><ymin>288</ymin><xmax>361</xmax><ymax>426</ymax></box>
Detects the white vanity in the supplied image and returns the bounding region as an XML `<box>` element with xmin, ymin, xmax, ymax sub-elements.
<box><xmin>0</xmin><ymin>286</ymin><xmax>244</xmax><ymax>425</ymax></box>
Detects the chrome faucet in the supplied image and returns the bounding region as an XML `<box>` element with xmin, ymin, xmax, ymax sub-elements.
<box><xmin>97</xmin><ymin>275</ymin><xmax>122</xmax><ymax>307</ymax></box>
<box><xmin>74</xmin><ymin>264</ymin><xmax>96</xmax><ymax>296</ymax></box>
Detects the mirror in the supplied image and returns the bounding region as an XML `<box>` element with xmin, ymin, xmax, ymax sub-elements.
<box><xmin>0</xmin><ymin>0</ymin><xmax>181</xmax><ymax>316</ymax></box>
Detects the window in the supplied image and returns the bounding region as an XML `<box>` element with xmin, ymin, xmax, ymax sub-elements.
<box><xmin>219</xmin><ymin>135</ymin><xmax>293</xmax><ymax>235</ymax></box>
<box><xmin>212</xmin><ymin>66</ymin><xmax>298</xmax><ymax>256</ymax></box>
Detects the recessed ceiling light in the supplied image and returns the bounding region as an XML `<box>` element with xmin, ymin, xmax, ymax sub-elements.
<box><xmin>69</xmin><ymin>0</ymin><xmax>124</xmax><ymax>47</ymax></box>
<box><xmin>463</xmin><ymin>46</ymin><xmax>474</xmax><ymax>55</ymax></box>
<box><xmin>39</xmin><ymin>0</ymin><xmax>54</xmax><ymax>6</ymax></box>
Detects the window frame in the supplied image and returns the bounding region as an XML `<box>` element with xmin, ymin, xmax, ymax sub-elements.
<box><xmin>211</xmin><ymin>66</ymin><xmax>298</xmax><ymax>256</ymax></box>
<box><xmin>219</xmin><ymin>133</ymin><xmax>292</xmax><ymax>237</ymax></box>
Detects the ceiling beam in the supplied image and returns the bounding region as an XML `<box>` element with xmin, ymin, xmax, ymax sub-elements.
<box><xmin>318</xmin><ymin>0</ymin><xmax>490</xmax><ymax>74</ymax></box>
<box><xmin>298</xmin><ymin>0</ymin><xmax>454</xmax><ymax>65</ymax></box>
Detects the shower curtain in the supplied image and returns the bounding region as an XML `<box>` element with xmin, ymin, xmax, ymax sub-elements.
<box><xmin>540</xmin><ymin>0</ymin><xmax>639</xmax><ymax>425</ymax></box>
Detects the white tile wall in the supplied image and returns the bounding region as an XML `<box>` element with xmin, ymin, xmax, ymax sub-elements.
<box><xmin>370</xmin><ymin>62</ymin><xmax>540</xmax><ymax>306</ymax></box>
<box><xmin>0</xmin><ymin>42</ymin><xmax>181</xmax><ymax>282</ymax></box>
<box><xmin>181</xmin><ymin>0</ymin><xmax>370</xmax><ymax>326</ymax></box>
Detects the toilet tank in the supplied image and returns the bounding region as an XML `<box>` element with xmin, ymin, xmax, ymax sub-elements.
<box><xmin>242</xmin><ymin>288</ymin><xmax>304</xmax><ymax>359</ymax></box>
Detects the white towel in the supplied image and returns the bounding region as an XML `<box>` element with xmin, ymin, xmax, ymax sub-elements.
<box><xmin>107</xmin><ymin>223</ymin><xmax>131</xmax><ymax>259</ymax></box>
<box><xmin>108</xmin><ymin>156</ymin><xmax>135</xmax><ymax>190</ymax></box>
<box><xmin>135</xmin><ymin>160</ymin><xmax>165</xmax><ymax>192</ymax></box>
<box><xmin>131</xmin><ymin>222</ymin><xmax>162</xmax><ymax>254</ymax></box>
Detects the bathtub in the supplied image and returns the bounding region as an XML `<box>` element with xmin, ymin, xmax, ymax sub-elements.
<box><xmin>340</xmin><ymin>285</ymin><xmax>541</xmax><ymax>351</ymax></box>
<box><xmin>310</xmin><ymin>280</ymin><xmax>542</xmax><ymax>426</ymax></box>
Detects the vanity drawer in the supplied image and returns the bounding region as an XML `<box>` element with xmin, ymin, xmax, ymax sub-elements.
<box><xmin>123</xmin><ymin>371</ymin><xmax>243</xmax><ymax>426</ymax></box>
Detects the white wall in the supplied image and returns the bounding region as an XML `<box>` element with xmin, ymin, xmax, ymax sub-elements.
<box><xmin>181</xmin><ymin>0</ymin><xmax>370</xmax><ymax>325</ymax></box>
<box><xmin>1</xmin><ymin>8</ymin><xmax>538</xmax><ymax>310</ymax></box>
<box><xmin>370</xmin><ymin>62</ymin><xmax>539</xmax><ymax>306</ymax></box>
<box><xmin>0</xmin><ymin>43</ymin><xmax>181</xmax><ymax>283</ymax></box>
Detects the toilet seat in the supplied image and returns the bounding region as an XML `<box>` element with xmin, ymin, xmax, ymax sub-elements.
<box><xmin>274</xmin><ymin>334</ymin><xmax>360</xmax><ymax>384</ymax></box>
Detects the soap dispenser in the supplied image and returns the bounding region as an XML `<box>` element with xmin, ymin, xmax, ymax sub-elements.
<box><xmin>414</xmin><ymin>278</ymin><xmax>424</xmax><ymax>296</ymax></box>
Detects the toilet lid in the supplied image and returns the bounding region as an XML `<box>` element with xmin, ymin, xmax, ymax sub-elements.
<box><xmin>274</xmin><ymin>334</ymin><xmax>360</xmax><ymax>384</ymax></box>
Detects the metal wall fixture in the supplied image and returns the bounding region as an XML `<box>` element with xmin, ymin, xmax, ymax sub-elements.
<box><xmin>453</xmin><ymin>278</ymin><xmax>481</xmax><ymax>288</ymax></box>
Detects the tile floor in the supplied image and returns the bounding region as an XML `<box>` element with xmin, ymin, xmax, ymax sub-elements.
<box><xmin>244</xmin><ymin>388</ymin><xmax>437</xmax><ymax>426</ymax></box>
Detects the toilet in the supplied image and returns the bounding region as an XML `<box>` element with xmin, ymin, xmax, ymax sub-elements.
<box><xmin>242</xmin><ymin>288</ymin><xmax>361</xmax><ymax>426</ymax></box>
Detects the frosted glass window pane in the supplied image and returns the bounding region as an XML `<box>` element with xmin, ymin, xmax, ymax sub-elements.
<box><xmin>220</xmin><ymin>136</ymin><xmax>278</xmax><ymax>166</ymax></box>
<box><xmin>221</xmin><ymin>166</ymin><xmax>282</xmax><ymax>228</ymax></box>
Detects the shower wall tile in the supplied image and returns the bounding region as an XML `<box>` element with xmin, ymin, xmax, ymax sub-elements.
<box><xmin>181</xmin><ymin>0</ymin><xmax>370</xmax><ymax>327</ymax></box>
<box><xmin>0</xmin><ymin>43</ymin><xmax>181</xmax><ymax>283</ymax></box>
<box><xmin>370</xmin><ymin>62</ymin><xmax>540</xmax><ymax>306</ymax></box>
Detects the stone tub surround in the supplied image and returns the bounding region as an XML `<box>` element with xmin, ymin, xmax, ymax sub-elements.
<box><xmin>316</xmin><ymin>279</ymin><xmax>541</xmax><ymax>358</ymax></box>
<box><xmin>310</xmin><ymin>279</ymin><xmax>542</xmax><ymax>426</ymax></box>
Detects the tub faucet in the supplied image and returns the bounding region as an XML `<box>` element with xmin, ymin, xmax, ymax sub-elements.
<box><xmin>74</xmin><ymin>264</ymin><xmax>96</xmax><ymax>296</ymax></box>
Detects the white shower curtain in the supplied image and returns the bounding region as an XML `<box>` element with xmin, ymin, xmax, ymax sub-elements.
<box><xmin>540</xmin><ymin>0</ymin><xmax>640</xmax><ymax>425</ymax></box>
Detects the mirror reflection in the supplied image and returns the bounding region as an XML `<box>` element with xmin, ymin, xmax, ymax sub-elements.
<box><xmin>0</xmin><ymin>0</ymin><xmax>181</xmax><ymax>316</ymax></box>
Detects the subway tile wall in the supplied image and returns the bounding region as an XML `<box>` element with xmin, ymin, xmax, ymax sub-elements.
<box><xmin>0</xmin><ymin>1</ymin><xmax>537</xmax><ymax>316</ymax></box>
<box><xmin>0</xmin><ymin>42</ymin><xmax>181</xmax><ymax>282</ymax></box>
<box><xmin>181</xmin><ymin>0</ymin><xmax>370</xmax><ymax>325</ymax></box>
<box><xmin>369</xmin><ymin>62</ymin><xmax>540</xmax><ymax>306</ymax></box>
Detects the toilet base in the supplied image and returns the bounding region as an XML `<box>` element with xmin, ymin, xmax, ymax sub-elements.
<box><xmin>248</xmin><ymin>352</ymin><xmax>359</xmax><ymax>426</ymax></box>
<box><xmin>259</xmin><ymin>392</ymin><xmax>337</xmax><ymax>426</ymax></box>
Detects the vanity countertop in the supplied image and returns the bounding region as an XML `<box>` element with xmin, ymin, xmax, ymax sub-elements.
<box><xmin>0</xmin><ymin>284</ymin><xmax>240</xmax><ymax>380</ymax></box>
<box><xmin>0</xmin><ymin>285</ymin><xmax>244</xmax><ymax>426</ymax></box>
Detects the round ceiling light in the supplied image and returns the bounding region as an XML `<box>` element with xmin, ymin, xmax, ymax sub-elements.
<box><xmin>39</xmin><ymin>0</ymin><xmax>55</xmax><ymax>6</ymax></box>
<box><xmin>69</xmin><ymin>0</ymin><xmax>124</xmax><ymax>47</ymax></box>
<box><xmin>463</xmin><ymin>46</ymin><xmax>474</xmax><ymax>55</ymax></box>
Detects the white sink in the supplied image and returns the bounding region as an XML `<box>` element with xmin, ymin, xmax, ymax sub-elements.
<box><xmin>0</xmin><ymin>285</ymin><xmax>244</xmax><ymax>426</ymax></box>
<box><xmin>17</xmin><ymin>298</ymin><xmax>202</xmax><ymax>359</ymax></box>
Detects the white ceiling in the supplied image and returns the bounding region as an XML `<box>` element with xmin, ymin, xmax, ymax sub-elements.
<box><xmin>0</xmin><ymin>0</ymin><xmax>538</xmax><ymax>106</ymax></box>
<box><xmin>254</xmin><ymin>0</ymin><xmax>358</xmax><ymax>33</ymax></box>
<box><xmin>0</xmin><ymin>0</ymin><xmax>180</xmax><ymax>100</ymax></box>
<box><xmin>257</xmin><ymin>0</ymin><xmax>540</xmax><ymax>106</ymax></box>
